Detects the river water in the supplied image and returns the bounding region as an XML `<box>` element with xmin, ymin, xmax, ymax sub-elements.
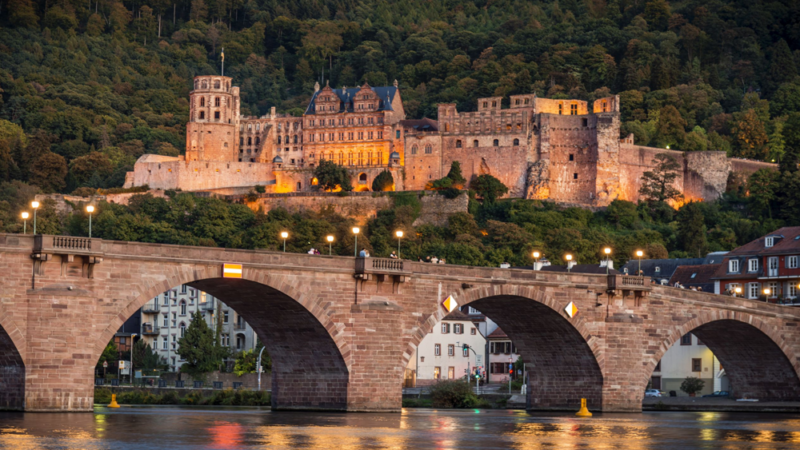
<box><xmin>2</xmin><ymin>406</ymin><xmax>800</xmax><ymax>449</ymax></box>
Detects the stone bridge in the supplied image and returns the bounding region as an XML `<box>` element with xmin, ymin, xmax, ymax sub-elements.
<box><xmin>1</xmin><ymin>234</ymin><xmax>799</xmax><ymax>412</ymax></box>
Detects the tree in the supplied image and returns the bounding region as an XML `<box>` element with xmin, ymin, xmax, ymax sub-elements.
<box><xmin>680</xmin><ymin>376</ymin><xmax>705</xmax><ymax>396</ymax></box>
<box><xmin>747</xmin><ymin>169</ymin><xmax>779</xmax><ymax>218</ymax></box>
<box><xmin>677</xmin><ymin>202</ymin><xmax>708</xmax><ymax>258</ymax></box>
<box><xmin>29</xmin><ymin>152</ymin><xmax>67</xmax><ymax>193</ymax></box>
<box><xmin>176</xmin><ymin>311</ymin><xmax>227</xmax><ymax>379</ymax></box>
<box><xmin>732</xmin><ymin>109</ymin><xmax>769</xmax><ymax>159</ymax></box>
<box><xmin>606</xmin><ymin>200</ymin><xmax>638</xmax><ymax>228</ymax></box>
<box><xmin>656</xmin><ymin>105</ymin><xmax>686</xmax><ymax>148</ymax></box>
<box><xmin>233</xmin><ymin>346</ymin><xmax>271</xmax><ymax>376</ymax></box>
<box><xmin>470</xmin><ymin>174</ymin><xmax>508</xmax><ymax>203</ymax></box>
<box><xmin>132</xmin><ymin>339</ymin><xmax>164</xmax><ymax>372</ymax></box>
<box><xmin>445</xmin><ymin>161</ymin><xmax>467</xmax><ymax>188</ymax></box>
<box><xmin>7</xmin><ymin>0</ymin><xmax>39</xmax><ymax>28</ymax></box>
<box><xmin>313</xmin><ymin>160</ymin><xmax>352</xmax><ymax>191</ymax></box>
<box><xmin>639</xmin><ymin>153</ymin><xmax>683</xmax><ymax>204</ymax></box>
<box><xmin>69</xmin><ymin>152</ymin><xmax>114</xmax><ymax>186</ymax></box>
<box><xmin>96</xmin><ymin>340</ymin><xmax>118</xmax><ymax>373</ymax></box>
<box><xmin>371</xmin><ymin>170</ymin><xmax>394</xmax><ymax>191</ymax></box>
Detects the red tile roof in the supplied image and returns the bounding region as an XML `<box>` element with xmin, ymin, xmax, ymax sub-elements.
<box><xmin>726</xmin><ymin>227</ymin><xmax>800</xmax><ymax>256</ymax></box>
<box><xmin>668</xmin><ymin>264</ymin><xmax>720</xmax><ymax>291</ymax></box>
<box><xmin>487</xmin><ymin>327</ymin><xmax>508</xmax><ymax>339</ymax></box>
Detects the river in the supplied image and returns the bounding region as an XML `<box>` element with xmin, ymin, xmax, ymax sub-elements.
<box><xmin>2</xmin><ymin>406</ymin><xmax>800</xmax><ymax>449</ymax></box>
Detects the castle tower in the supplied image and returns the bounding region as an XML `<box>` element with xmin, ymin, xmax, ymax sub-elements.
<box><xmin>186</xmin><ymin>75</ymin><xmax>240</xmax><ymax>161</ymax></box>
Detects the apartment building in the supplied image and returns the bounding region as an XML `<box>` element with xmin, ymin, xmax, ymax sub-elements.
<box><xmin>140</xmin><ymin>285</ymin><xmax>259</xmax><ymax>371</ymax></box>
<box><xmin>651</xmin><ymin>332</ymin><xmax>729</xmax><ymax>396</ymax></box>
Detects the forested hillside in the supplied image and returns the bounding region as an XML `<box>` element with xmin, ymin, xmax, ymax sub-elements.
<box><xmin>0</xmin><ymin>0</ymin><xmax>799</xmax><ymax>263</ymax></box>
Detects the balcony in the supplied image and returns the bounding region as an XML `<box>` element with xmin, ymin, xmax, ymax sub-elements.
<box><xmin>142</xmin><ymin>303</ymin><xmax>160</xmax><ymax>314</ymax></box>
<box><xmin>234</xmin><ymin>323</ymin><xmax>247</xmax><ymax>331</ymax></box>
<box><xmin>355</xmin><ymin>257</ymin><xmax>411</xmax><ymax>282</ymax></box>
<box><xmin>200</xmin><ymin>301</ymin><xmax>214</xmax><ymax>311</ymax></box>
<box><xmin>141</xmin><ymin>324</ymin><xmax>160</xmax><ymax>336</ymax></box>
<box><xmin>607</xmin><ymin>274</ymin><xmax>652</xmax><ymax>304</ymax></box>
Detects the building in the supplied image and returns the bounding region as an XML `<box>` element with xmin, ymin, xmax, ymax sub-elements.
<box><xmin>668</xmin><ymin>264</ymin><xmax>721</xmax><ymax>292</ymax></box>
<box><xmin>140</xmin><ymin>285</ymin><xmax>259</xmax><ymax>371</ymax></box>
<box><xmin>485</xmin><ymin>327</ymin><xmax>522</xmax><ymax>383</ymax></box>
<box><xmin>406</xmin><ymin>310</ymin><xmax>485</xmax><ymax>385</ymax></box>
<box><xmin>712</xmin><ymin>227</ymin><xmax>800</xmax><ymax>303</ymax></box>
<box><xmin>125</xmin><ymin>77</ymin><xmax>773</xmax><ymax>207</ymax></box>
<box><xmin>651</xmin><ymin>332</ymin><xmax>729</xmax><ymax>396</ymax></box>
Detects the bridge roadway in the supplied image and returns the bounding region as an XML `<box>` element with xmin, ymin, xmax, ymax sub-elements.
<box><xmin>0</xmin><ymin>234</ymin><xmax>799</xmax><ymax>412</ymax></box>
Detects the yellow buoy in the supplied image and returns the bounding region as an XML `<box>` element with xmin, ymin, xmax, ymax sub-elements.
<box><xmin>108</xmin><ymin>394</ymin><xmax>120</xmax><ymax>408</ymax></box>
<box><xmin>575</xmin><ymin>398</ymin><xmax>592</xmax><ymax>417</ymax></box>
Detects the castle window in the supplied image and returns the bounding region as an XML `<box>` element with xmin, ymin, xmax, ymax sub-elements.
<box><xmin>359</xmin><ymin>173</ymin><xmax>368</xmax><ymax>184</ymax></box>
<box><xmin>255</xmin><ymin>137</ymin><xmax>260</xmax><ymax>145</ymax></box>
<box><xmin>256</xmin><ymin>124</ymin><xmax>260</xmax><ymax>131</ymax></box>
<box><xmin>202</xmin><ymin>80</ymin><xmax>208</xmax><ymax>89</ymax></box>
<box><xmin>278</xmin><ymin>136</ymin><xmax>281</xmax><ymax>144</ymax></box>
<box><xmin>199</xmin><ymin>111</ymin><xmax>205</xmax><ymax>119</ymax></box>
<box><xmin>506</xmin><ymin>124</ymin><xmax>511</xmax><ymax>130</ymax></box>
<box><xmin>582</xmin><ymin>118</ymin><xmax>588</xmax><ymax>127</ymax></box>
<box><xmin>247</xmin><ymin>137</ymin><xmax>252</xmax><ymax>145</ymax></box>
<box><xmin>492</xmin><ymin>101</ymin><xmax>497</xmax><ymax>107</ymax></box>
<box><xmin>558</xmin><ymin>104</ymin><xmax>563</xmax><ymax>115</ymax></box>
<box><xmin>396</xmin><ymin>130</ymin><xmax>400</xmax><ymax>139</ymax></box>
<box><xmin>513</xmin><ymin>139</ymin><xmax>519</xmax><ymax>146</ymax></box>
<box><xmin>473</xmin><ymin>140</ymin><xmax>479</xmax><ymax>147</ymax></box>
<box><xmin>493</xmin><ymin>139</ymin><xmax>499</xmax><ymax>147</ymax></box>
<box><xmin>214</xmin><ymin>81</ymin><xmax>220</xmax><ymax>89</ymax></box>
<box><xmin>215</xmin><ymin>97</ymin><xmax>220</xmax><ymax>107</ymax></box>
<box><xmin>602</xmin><ymin>101</ymin><xmax>607</xmax><ymax>112</ymax></box>
<box><xmin>425</xmin><ymin>145</ymin><xmax>432</xmax><ymax>154</ymax></box>
<box><xmin>411</xmin><ymin>145</ymin><xmax>418</xmax><ymax>155</ymax></box>
<box><xmin>297</xmin><ymin>182</ymin><xmax>302</xmax><ymax>190</ymax></box>
<box><xmin>524</xmin><ymin>98</ymin><xmax>529</xmax><ymax>104</ymax></box>
<box><xmin>224</xmin><ymin>142</ymin><xmax>228</xmax><ymax>147</ymax></box>
<box><xmin>200</xmin><ymin>97</ymin><xmax>205</xmax><ymax>107</ymax></box>
<box><xmin>573</xmin><ymin>173</ymin><xmax>578</xmax><ymax>179</ymax></box>
<box><xmin>240</xmin><ymin>138</ymin><xmax>243</xmax><ymax>146</ymax></box>
<box><xmin>444</xmin><ymin>124</ymin><xmax>449</xmax><ymax>132</ymax></box>
<box><xmin>571</xmin><ymin>104</ymin><xmax>578</xmax><ymax>115</ymax></box>
<box><xmin>337</xmin><ymin>153</ymin><xmax>344</xmax><ymax>165</ymax></box>
<box><xmin>214</xmin><ymin>111</ymin><xmax>220</xmax><ymax>119</ymax></box>
<box><xmin>456</xmin><ymin>140</ymin><xmax>462</xmax><ymax>148</ymax></box>
<box><xmin>294</xmin><ymin>135</ymin><xmax>298</xmax><ymax>143</ymax></box>
<box><xmin>483</xmin><ymin>102</ymin><xmax>488</xmax><ymax>108</ymax></box>
<box><xmin>515</xmin><ymin>99</ymin><xmax>520</xmax><ymax>105</ymax></box>
<box><xmin>569</xmin><ymin>154</ymin><xmax>574</xmax><ymax>161</ymax></box>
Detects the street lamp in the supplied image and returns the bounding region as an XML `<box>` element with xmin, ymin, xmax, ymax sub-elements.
<box><xmin>395</xmin><ymin>230</ymin><xmax>403</xmax><ymax>258</ymax></box>
<box><xmin>31</xmin><ymin>201</ymin><xmax>40</xmax><ymax>235</ymax></box>
<box><xmin>130</xmin><ymin>333</ymin><xmax>137</xmax><ymax>386</ymax></box>
<box><xmin>532</xmin><ymin>251</ymin><xmax>541</xmax><ymax>270</ymax></box>
<box><xmin>635</xmin><ymin>250</ymin><xmax>644</xmax><ymax>276</ymax></box>
<box><xmin>326</xmin><ymin>235</ymin><xmax>334</xmax><ymax>255</ymax></box>
<box><xmin>733</xmin><ymin>286</ymin><xmax>742</xmax><ymax>298</ymax></box>
<box><xmin>603</xmin><ymin>247</ymin><xmax>612</xmax><ymax>275</ymax></box>
<box><xmin>565</xmin><ymin>254</ymin><xmax>573</xmax><ymax>273</ymax></box>
<box><xmin>280</xmin><ymin>231</ymin><xmax>288</xmax><ymax>252</ymax></box>
<box><xmin>764</xmin><ymin>288</ymin><xmax>771</xmax><ymax>299</ymax></box>
<box><xmin>352</xmin><ymin>227</ymin><xmax>360</xmax><ymax>257</ymax></box>
<box><xmin>86</xmin><ymin>205</ymin><xmax>95</xmax><ymax>238</ymax></box>
<box><xmin>21</xmin><ymin>212</ymin><xmax>29</xmax><ymax>234</ymax></box>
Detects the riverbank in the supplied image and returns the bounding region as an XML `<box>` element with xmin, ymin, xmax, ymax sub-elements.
<box><xmin>94</xmin><ymin>387</ymin><xmax>270</xmax><ymax>406</ymax></box>
<box><xmin>643</xmin><ymin>397</ymin><xmax>800</xmax><ymax>413</ymax></box>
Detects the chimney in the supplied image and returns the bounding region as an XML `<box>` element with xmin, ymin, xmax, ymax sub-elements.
<box><xmin>600</xmin><ymin>259</ymin><xmax>614</xmax><ymax>270</ymax></box>
<box><xmin>567</xmin><ymin>260</ymin><xmax>577</xmax><ymax>271</ymax></box>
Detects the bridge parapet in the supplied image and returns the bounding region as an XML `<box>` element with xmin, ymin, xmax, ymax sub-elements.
<box><xmin>355</xmin><ymin>257</ymin><xmax>411</xmax><ymax>281</ymax></box>
<box><xmin>31</xmin><ymin>235</ymin><xmax>104</xmax><ymax>277</ymax></box>
<box><xmin>607</xmin><ymin>274</ymin><xmax>651</xmax><ymax>305</ymax></box>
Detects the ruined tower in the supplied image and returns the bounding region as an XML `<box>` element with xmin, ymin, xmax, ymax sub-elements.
<box><xmin>185</xmin><ymin>75</ymin><xmax>240</xmax><ymax>161</ymax></box>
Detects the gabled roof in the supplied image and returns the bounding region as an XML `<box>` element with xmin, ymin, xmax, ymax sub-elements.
<box><xmin>723</xmin><ymin>227</ymin><xmax>800</xmax><ymax>257</ymax></box>
<box><xmin>620</xmin><ymin>258</ymin><xmax>704</xmax><ymax>279</ymax></box>
<box><xmin>668</xmin><ymin>264</ymin><xmax>720</xmax><ymax>292</ymax></box>
<box><xmin>305</xmin><ymin>85</ymin><xmax>398</xmax><ymax>115</ymax></box>
<box><xmin>442</xmin><ymin>310</ymin><xmax>471</xmax><ymax>321</ymax></box>
<box><xmin>487</xmin><ymin>327</ymin><xmax>508</xmax><ymax>339</ymax></box>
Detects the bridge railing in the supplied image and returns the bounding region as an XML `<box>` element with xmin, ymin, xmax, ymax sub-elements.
<box><xmin>34</xmin><ymin>235</ymin><xmax>102</xmax><ymax>256</ymax></box>
<box><xmin>355</xmin><ymin>257</ymin><xmax>409</xmax><ymax>276</ymax></box>
<box><xmin>607</xmin><ymin>274</ymin><xmax>652</xmax><ymax>295</ymax></box>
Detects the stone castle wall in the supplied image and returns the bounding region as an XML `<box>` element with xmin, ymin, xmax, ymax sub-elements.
<box><xmin>133</xmin><ymin>159</ymin><xmax>272</xmax><ymax>191</ymax></box>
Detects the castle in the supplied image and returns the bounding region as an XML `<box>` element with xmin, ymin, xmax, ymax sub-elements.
<box><xmin>125</xmin><ymin>75</ymin><xmax>772</xmax><ymax>206</ymax></box>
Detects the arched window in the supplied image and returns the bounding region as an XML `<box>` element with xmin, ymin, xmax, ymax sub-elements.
<box><xmin>180</xmin><ymin>301</ymin><xmax>186</xmax><ymax>315</ymax></box>
<box><xmin>493</xmin><ymin>139</ymin><xmax>499</xmax><ymax>147</ymax></box>
<box><xmin>425</xmin><ymin>145</ymin><xmax>432</xmax><ymax>154</ymax></box>
<box><xmin>473</xmin><ymin>140</ymin><xmax>479</xmax><ymax>147</ymax></box>
<box><xmin>278</xmin><ymin>136</ymin><xmax>282</xmax><ymax>144</ymax></box>
<box><xmin>256</xmin><ymin>124</ymin><xmax>260</xmax><ymax>131</ymax></box>
<box><xmin>200</xmin><ymin>97</ymin><xmax>205</xmax><ymax>107</ymax></box>
<box><xmin>411</xmin><ymin>145</ymin><xmax>418</xmax><ymax>155</ymax></box>
<box><xmin>247</xmin><ymin>137</ymin><xmax>252</xmax><ymax>145</ymax></box>
<box><xmin>311</xmin><ymin>177</ymin><xmax>319</xmax><ymax>186</ymax></box>
<box><xmin>359</xmin><ymin>173</ymin><xmax>368</xmax><ymax>184</ymax></box>
<box><xmin>201</xmin><ymin>80</ymin><xmax>208</xmax><ymax>89</ymax></box>
<box><xmin>214</xmin><ymin>80</ymin><xmax>220</xmax><ymax>89</ymax></box>
<box><xmin>297</xmin><ymin>182</ymin><xmax>302</xmax><ymax>190</ymax></box>
<box><xmin>255</xmin><ymin>137</ymin><xmax>260</xmax><ymax>145</ymax></box>
<box><xmin>513</xmin><ymin>138</ymin><xmax>519</xmax><ymax>146</ymax></box>
<box><xmin>456</xmin><ymin>140</ymin><xmax>462</xmax><ymax>148</ymax></box>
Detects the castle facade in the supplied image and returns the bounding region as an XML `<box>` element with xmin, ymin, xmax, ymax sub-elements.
<box><xmin>125</xmin><ymin>75</ymin><xmax>772</xmax><ymax>206</ymax></box>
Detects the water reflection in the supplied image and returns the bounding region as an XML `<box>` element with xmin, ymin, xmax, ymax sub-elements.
<box><xmin>1</xmin><ymin>407</ymin><xmax>800</xmax><ymax>449</ymax></box>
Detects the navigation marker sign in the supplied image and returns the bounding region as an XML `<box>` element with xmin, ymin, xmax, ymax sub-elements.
<box><xmin>442</xmin><ymin>295</ymin><xmax>458</xmax><ymax>313</ymax></box>
<box><xmin>223</xmin><ymin>263</ymin><xmax>243</xmax><ymax>279</ymax></box>
<box><xmin>564</xmin><ymin>301</ymin><xmax>578</xmax><ymax>318</ymax></box>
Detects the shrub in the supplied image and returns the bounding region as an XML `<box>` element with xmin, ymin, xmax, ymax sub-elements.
<box><xmin>680</xmin><ymin>376</ymin><xmax>705</xmax><ymax>396</ymax></box>
<box><xmin>429</xmin><ymin>380</ymin><xmax>481</xmax><ymax>408</ymax></box>
<box><xmin>372</xmin><ymin>170</ymin><xmax>394</xmax><ymax>191</ymax></box>
<box><xmin>255</xmin><ymin>185</ymin><xmax>266</xmax><ymax>194</ymax></box>
<box><xmin>94</xmin><ymin>387</ymin><xmax>112</xmax><ymax>404</ymax></box>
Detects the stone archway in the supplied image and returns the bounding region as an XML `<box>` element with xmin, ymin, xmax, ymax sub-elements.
<box><xmin>0</xmin><ymin>323</ymin><xmax>25</xmax><ymax>410</ymax></box>
<box><xmin>93</xmin><ymin>267</ymin><xmax>352</xmax><ymax>411</ymax></box>
<box><xmin>639</xmin><ymin>315</ymin><xmax>800</xmax><ymax>402</ymax></box>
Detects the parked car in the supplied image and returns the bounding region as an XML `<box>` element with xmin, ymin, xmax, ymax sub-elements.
<box><xmin>702</xmin><ymin>391</ymin><xmax>730</xmax><ymax>398</ymax></box>
<box><xmin>645</xmin><ymin>389</ymin><xmax>662</xmax><ymax>398</ymax></box>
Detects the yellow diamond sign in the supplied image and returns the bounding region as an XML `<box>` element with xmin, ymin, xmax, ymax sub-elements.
<box><xmin>564</xmin><ymin>301</ymin><xmax>578</xmax><ymax>318</ymax></box>
<box><xmin>442</xmin><ymin>295</ymin><xmax>458</xmax><ymax>313</ymax></box>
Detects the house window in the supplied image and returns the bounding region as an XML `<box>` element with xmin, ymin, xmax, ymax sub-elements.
<box><xmin>180</xmin><ymin>301</ymin><xmax>186</xmax><ymax>315</ymax></box>
<box><xmin>471</xmin><ymin>328</ymin><xmax>476</xmax><ymax>335</ymax></box>
<box><xmin>749</xmin><ymin>282</ymin><xmax>760</xmax><ymax>299</ymax></box>
<box><xmin>655</xmin><ymin>267</ymin><xmax>661</xmax><ymax>273</ymax></box>
<box><xmin>454</xmin><ymin>323</ymin><xmax>463</xmax><ymax>334</ymax></box>
<box><xmin>729</xmin><ymin>259</ymin><xmax>739</xmax><ymax>273</ymax></box>
<box><xmin>223</xmin><ymin>311</ymin><xmax>229</xmax><ymax>323</ymax></box>
<box><xmin>162</xmin><ymin>337</ymin><xmax>168</xmax><ymax>350</ymax></box>
<box><xmin>692</xmin><ymin>358</ymin><xmax>702</xmax><ymax>372</ymax></box>
<box><xmin>434</xmin><ymin>344</ymin><xmax>441</xmax><ymax>356</ymax></box>
<box><xmin>448</xmin><ymin>344</ymin><xmax>454</xmax><ymax>356</ymax></box>
<box><xmin>768</xmin><ymin>281</ymin><xmax>778</xmax><ymax>297</ymax></box>
<box><xmin>180</xmin><ymin>323</ymin><xmax>186</xmax><ymax>337</ymax></box>
<box><xmin>680</xmin><ymin>334</ymin><xmax>692</xmax><ymax>346</ymax></box>
<box><xmin>434</xmin><ymin>367</ymin><xmax>441</xmax><ymax>379</ymax></box>
<box><xmin>162</xmin><ymin>295</ymin><xmax>169</xmax><ymax>306</ymax></box>
<box><xmin>787</xmin><ymin>256</ymin><xmax>798</xmax><ymax>269</ymax></box>
<box><xmin>163</xmin><ymin>315</ymin><xmax>168</xmax><ymax>327</ymax></box>
<box><xmin>788</xmin><ymin>283</ymin><xmax>798</xmax><ymax>298</ymax></box>
<box><xmin>766</xmin><ymin>237</ymin><xmax>774</xmax><ymax>247</ymax></box>
<box><xmin>748</xmin><ymin>259</ymin><xmax>759</xmax><ymax>272</ymax></box>
<box><xmin>181</xmin><ymin>285</ymin><xmax>187</xmax><ymax>294</ymax></box>
<box><xmin>441</xmin><ymin>323</ymin><xmax>450</xmax><ymax>334</ymax></box>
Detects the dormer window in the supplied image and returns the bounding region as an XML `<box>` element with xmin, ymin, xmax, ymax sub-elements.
<box><xmin>765</xmin><ymin>237</ymin><xmax>774</xmax><ymax>247</ymax></box>
<box><xmin>748</xmin><ymin>258</ymin><xmax>759</xmax><ymax>272</ymax></box>
<box><xmin>729</xmin><ymin>259</ymin><xmax>739</xmax><ymax>273</ymax></box>
<box><xmin>655</xmin><ymin>266</ymin><xmax>661</xmax><ymax>273</ymax></box>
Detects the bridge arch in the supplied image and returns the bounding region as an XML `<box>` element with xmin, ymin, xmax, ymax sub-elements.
<box><xmin>640</xmin><ymin>313</ymin><xmax>800</xmax><ymax>402</ymax></box>
<box><xmin>406</xmin><ymin>284</ymin><xmax>604</xmax><ymax>410</ymax></box>
<box><xmin>0</xmin><ymin>319</ymin><xmax>25</xmax><ymax>411</ymax></box>
<box><xmin>94</xmin><ymin>265</ymin><xmax>352</xmax><ymax>410</ymax></box>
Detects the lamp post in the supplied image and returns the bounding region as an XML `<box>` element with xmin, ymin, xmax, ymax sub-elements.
<box><xmin>733</xmin><ymin>286</ymin><xmax>742</xmax><ymax>298</ymax></box>
<box><xmin>31</xmin><ymin>201</ymin><xmax>40</xmax><ymax>235</ymax></box>
<box><xmin>86</xmin><ymin>205</ymin><xmax>95</xmax><ymax>238</ymax></box>
<box><xmin>257</xmin><ymin>346</ymin><xmax>266</xmax><ymax>391</ymax></box>
<box><xmin>395</xmin><ymin>230</ymin><xmax>403</xmax><ymax>258</ymax></box>
<box><xmin>130</xmin><ymin>333</ymin><xmax>137</xmax><ymax>386</ymax></box>
<box><xmin>326</xmin><ymin>235</ymin><xmax>334</xmax><ymax>255</ymax></box>
<box><xmin>603</xmin><ymin>247</ymin><xmax>612</xmax><ymax>275</ymax></box>
<box><xmin>532</xmin><ymin>251</ymin><xmax>540</xmax><ymax>270</ymax></box>
<box><xmin>352</xmin><ymin>227</ymin><xmax>360</xmax><ymax>257</ymax></box>
<box><xmin>764</xmin><ymin>288</ymin><xmax>771</xmax><ymax>301</ymax></box>
<box><xmin>636</xmin><ymin>250</ymin><xmax>644</xmax><ymax>276</ymax></box>
<box><xmin>565</xmin><ymin>254</ymin><xmax>573</xmax><ymax>273</ymax></box>
<box><xmin>280</xmin><ymin>231</ymin><xmax>288</xmax><ymax>252</ymax></box>
<box><xmin>21</xmin><ymin>212</ymin><xmax>29</xmax><ymax>234</ymax></box>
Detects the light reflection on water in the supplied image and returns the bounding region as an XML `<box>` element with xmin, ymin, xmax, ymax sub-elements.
<box><xmin>1</xmin><ymin>407</ymin><xmax>800</xmax><ymax>449</ymax></box>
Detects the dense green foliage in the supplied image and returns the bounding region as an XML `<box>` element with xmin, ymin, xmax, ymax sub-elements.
<box><xmin>233</xmin><ymin>346</ymin><xmax>271</xmax><ymax>376</ymax></box>
<box><xmin>94</xmin><ymin>387</ymin><xmax>271</xmax><ymax>406</ymax></box>
<box><xmin>313</xmin><ymin>159</ymin><xmax>352</xmax><ymax>191</ymax></box>
<box><xmin>132</xmin><ymin>339</ymin><xmax>167</xmax><ymax>371</ymax></box>
<box><xmin>429</xmin><ymin>380</ymin><xmax>490</xmax><ymax>408</ymax></box>
<box><xmin>176</xmin><ymin>311</ymin><xmax>229</xmax><ymax>379</ymax></box>
<box><xmin>1</xmin><ymin>0</ymin><xmax>800</xmax><ymax>196</ymax></box>
<box><xmin>680</xmin><ymin>376</ymin><xmax>705</xmax><ymax>395</ymax></box>
<box><xmin>371</xmin><ymin>169</ymin><xmax>394</xmax><ymax>191</ymax></box>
